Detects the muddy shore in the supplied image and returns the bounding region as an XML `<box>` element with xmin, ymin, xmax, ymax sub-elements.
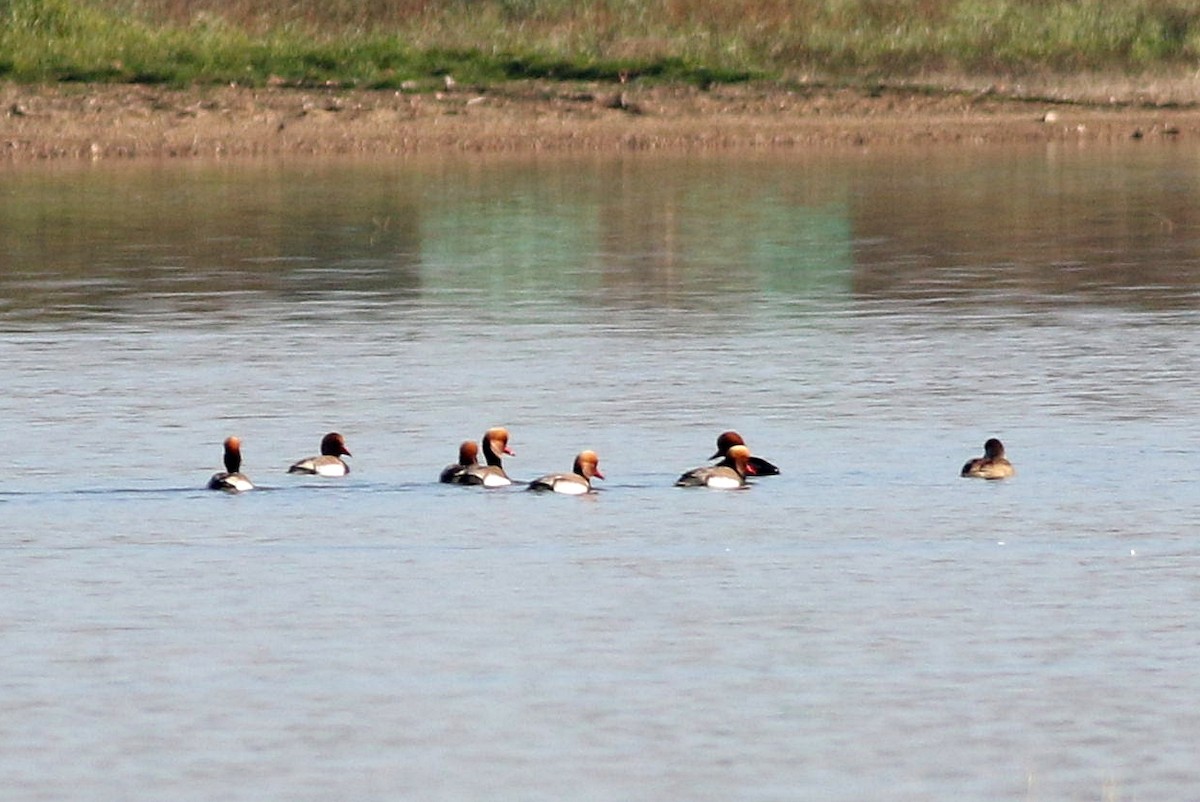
<box><xmin>2</xmin><ymin>80</ymin><xmax>1197</xmax><ymax>160</ymax></box>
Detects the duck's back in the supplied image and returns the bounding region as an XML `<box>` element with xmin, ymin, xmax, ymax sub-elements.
<box><xmin>529</xmin><ymin>473</ymin><xmax>589</xmax><ymax>494</ymax></box>
<box><xmin>209</xmin><ymin>471</ymin><xmax>254</xmax><ymax>492</ymax></box>
<box><xmin>289</xmin><ymin>455</ymin><xmax>349</xmax><ymax>476</ymax></box>
<box><xmin>961</xmin><ymin>457</ymin><xmax>1014</xmax><ymax>479</ymax></box>
<box><xmin>676</xmin><ymin>465</ymin><xmax>744</xmax><ymax>489</ymax></box>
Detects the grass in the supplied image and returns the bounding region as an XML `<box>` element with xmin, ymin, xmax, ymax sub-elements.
<box><xmin>2</xmin><ymin>0</ymin><xmax>1200</xmax><ymax>88</ymax></box>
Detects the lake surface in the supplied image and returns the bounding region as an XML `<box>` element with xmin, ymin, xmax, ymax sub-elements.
<box><xmin>2</xmin><ymin>146</ymin><xmax>1200</xmax><ymax>801</ymax></box>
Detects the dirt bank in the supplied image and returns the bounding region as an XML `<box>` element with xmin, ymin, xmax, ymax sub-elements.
<box><xmin>2</xmin><ymin>80</ymin><xmax>1196</xmax><ymax>160</ymax></box>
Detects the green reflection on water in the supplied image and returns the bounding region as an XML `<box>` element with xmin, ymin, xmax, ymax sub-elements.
<box><xmin>413</xmin><ymin>159</ymin><xmax>853</xmax><ymax>309</ymax></box>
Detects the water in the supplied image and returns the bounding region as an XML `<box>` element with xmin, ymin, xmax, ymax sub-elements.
<box><xmin>2</xmin><ymin>147</ymin><xmax>1200</xmax><ymax>800</ymax></box>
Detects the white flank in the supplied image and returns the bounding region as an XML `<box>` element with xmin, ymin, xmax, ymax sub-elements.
<box><xmin>705</xmin><ymin>474</ymin><xmax>743</xmax><ymax>490</ymax></box>
<box><xmin>553</xmin><ymin>480</ymin><xmax>589</xmax><ymax>495</ymax></box>
<box><xmin>226</xmin><ymin>475</ymin><xmax>254</xmax><ymax>492</ymax></box>
<box><xmin>483</xmin><ymin>473</ymin><xmax>512</xmax><ymax>488</ymax></box>
<box><xmin>314</xmin><ymin>462</ymin><xmax>347</xmax><ymax>477</ymax></box>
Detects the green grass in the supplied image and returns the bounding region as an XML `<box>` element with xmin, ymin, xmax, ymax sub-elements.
<box><xmin>2</xmin><ymin>0</ymin><xmax>1200</xmax><ymax>87</ymax></box>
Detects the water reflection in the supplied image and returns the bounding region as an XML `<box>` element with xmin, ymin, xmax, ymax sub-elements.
<box><xmin>0</xmin><ymin>163</ymin><xmax>424</xmax><ymax>322</ymax></box>
<box><xmin>0</xmin><ymin>156</ymin><xmax>853</xmax><ymax>323</ymax></box>
<box><xmin>2</xmin><ymin>148</ymin><xmax>1200</xmax><ymax>326</ymax></box>
<box><xmin>850</xmin><ymin>148</ymin><xmax>1200</xmax><ymax>310</ymax></box>
<box><xmin>406</xmin><ymin>157</ymin><xmax>852</xmax><ymax>311</ymax></box>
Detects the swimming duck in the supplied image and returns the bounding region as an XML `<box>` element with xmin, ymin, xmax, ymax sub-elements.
<box><xmin>440</xmin><ymin>440</ymin><xmax>480</xmax><ymax>484</ymax></box>
<box><xmin>528</xmin><ymin>450</ymin><xmax>604</xmax><ymax>495</ymax></box>
<box><xmin>677</xmin><ymin>443</ymin><xmax>756</xmax><ymax>489</ymax></box>
<box><xmin>470</xmin><ymin>426</ymin><xmax>515</xmax><ymax>487</ymax></box>
<box><xmin>961</xmin><ymin>438</ymin><xmax>1014</xmax><ymax>479</ymax></box>
<box><xmin>208</xmin><ymin>436</ymin><xmax>254</xmax><ymax>492</ymax></box>
<box><xmin>711</xmin><ymin>430</ymin><xmax>779</xmax><ymax>476</ymax></box>
<box><xmin>288</xmin><ymin>432</ymin><xmax>351</xmax><ymax>476</ymax></box>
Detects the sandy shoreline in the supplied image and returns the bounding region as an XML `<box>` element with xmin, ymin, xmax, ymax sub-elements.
<box><xmin>2</xmin><ymin>80</ymin><xmax>1197</xmax><ymax>160</ymax></box>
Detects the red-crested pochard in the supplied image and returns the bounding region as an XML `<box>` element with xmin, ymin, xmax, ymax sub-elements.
<box><xmin>288</xmin><ymin>432</ymin><xmax>351</xmax><ymax>476</ymax></box>
<box><xmin>470</xmin><ymin>426</ymin><xmax>515</xmax><ymax>487</ymax></box>
<box><xmin>440</xmin><ymin>440</ymin><xmax>480</xmax><ymax>484</ymax></box>
<box><xmin>711</xmin><ymin>431</ymin><xmax>779</xmax><ymax>476</ymax></box>
<box><xmin>528</xmin><ymin>450</ymin><xmax>604</xmax><ymax>495</ymax></box>
<box><xmin>208</xmin><ymin>436</ymin><xmax>254</xmax><ymax>493</ymax></box>
<box><xmin>961</xmin><ymin>438</ymin><xmax>1014</xmax><ymax>479</ymax></box>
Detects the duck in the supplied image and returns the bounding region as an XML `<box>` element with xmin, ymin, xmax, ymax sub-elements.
<box><xmin>528</xmin><ymin>450</ymin><xmax>604</xmax><ymax>495</ymax></box>
<box><xmin>440</xmin><ymin>440</ymin><xmax>480</xmax><ymax>484</ymax></box>
<box><xmin>468</xmin><ymin>426</ymin><xmax>515</xmax><ymax>487</ymax></box>
<box><xmin>208</xmin><ymin>436</ymin><xmax>254</xmax><ymax>492</ymax></box>
<box><xmin>710</xmin><ymin>430</ymin><xmax>779</xmax><ymax>476</ymax></box>
<box><xmin>287</xmin><ymin>432</ymin><xmax>351</xmax><ymax>476</ymax></box>
<box><xmin>961</xmin><ymin>438</ymin><xmax>1014</xmax><ymax>479</ymax></box>
<box><xmin>677</xmin><ymin>443</ymin><xmax>756</xmax><ymax>489</ymax></box>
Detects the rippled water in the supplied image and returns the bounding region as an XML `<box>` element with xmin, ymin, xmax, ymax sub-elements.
<box><xmin>3</xmin><ymin>147</ymin><xmax>1200</xmax><ymax>800</ymax></box>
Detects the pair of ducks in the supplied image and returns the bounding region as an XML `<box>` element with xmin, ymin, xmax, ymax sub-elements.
<box><xmin>439</xmin><ymin>427</ymin><xmax>604</xmax><ymax>495</ymax></box>
<box><xmin>439</xmin><ymin>429</ymin><xmax>780</xmax><ymax>493</ymax></box>
<box><xmin>674</xmin><ymin>431</ymin><xmax>780</xmax><ymax>488</ymax></box>
<box><xmin>207</xmin><ymin>432</ymin><xmax>351</xmax><ymax>492</ymax></box>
